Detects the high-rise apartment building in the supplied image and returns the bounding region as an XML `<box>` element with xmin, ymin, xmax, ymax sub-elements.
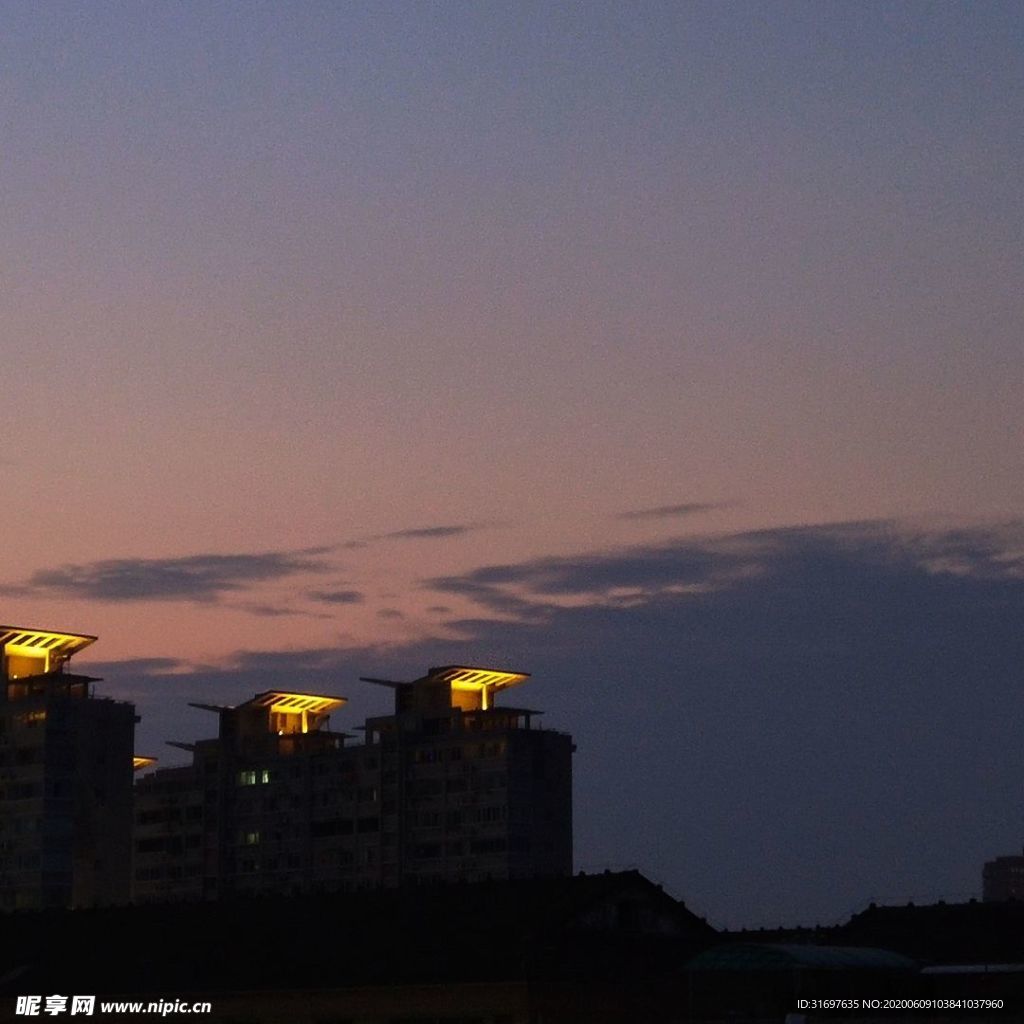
<box><xmin>0</xmin><ymin>626</ymin><xmax>137</xmax><ymax>910</ymax></box>
<box><xmin>983</xmin><ymin>848</ymin><xmax>1024</xmax><ymax>902</ymax></box>
<box><xmin>134</xmin><ymin>666</ymin><xmax>573</xmax><ymax>901</ymax></box>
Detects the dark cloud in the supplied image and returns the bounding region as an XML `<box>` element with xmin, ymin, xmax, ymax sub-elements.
<box><xmin>425</xmin><ymin>575</ymin><xmax>549</xmax><ymax>619</ymax></box>
<box><xmin>308</xmin><ymin>589</ymin><xmax>365</xmax><ymax>605</ymax></box>
<box><xmin>230</xmin><ymin>602</ymin><xmax>325</xmax><ymax>619</ymax></box>
<box><xmin>427</xmin><ymin>519</ymin><xmax>1009</xmax><ymax>604</ymax></box>
<box><xmin>424</xmin><ymin>533</ymin><xmax>757</xmax><ymax>603</ymax></box>
<box><xmin>90</xmin><ymin>520</ymin><xmax>1024</xmax><ymax>928</ymax></box>
<box><xmin>380</xmin><ymin>525</ymin><xmax>476</xmax><ymax>541</ymax></box>
<box><xmin>7</xmin><ymin>550</ymin><xmax>332</xmax><ymax>602</ymax></box>
<box><xmin>377</xmin><ymin>608</ymin><xmax>405</xmax><ymax>620</ymax></box>
<box><xmin>340</xmin><ymin>523</ymin><xmax>493</xmax><ymax>549</ymax></box>
<box><xmin>616</xmin><ymin>501</ymin><xmax>730</xmax><ymax>521</ymax></box>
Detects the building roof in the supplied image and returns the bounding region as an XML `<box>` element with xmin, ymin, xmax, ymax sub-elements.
<box><xmin>430</xmin><ymin>666</ymin><xmax>529</xmax><ymax>691</ymax></box>
<box><xmin>687</xmin><ymin>943</ymin><xmax>917</xmax><ymax>972</ymax></box>
<box><xmin>242</xmin><ymin>691</ymin><xmax>347</xmax><ymax>715</ymax></box>
<box><xmin>840</xmin><ymin>899</ymin><xmax>1024</xmax><ymax>963</ymax></box>
<box><xmin>0</xmin><ymin>626</ymin><xmax>96</xmax><ymax>661</ymax></box>
<box><xmin>362</xmin><ymin>665</ymin><xmax>529</xmax><ymax>694</ymax></box>
<box><xmin>189</xmin><ymin>691</ymin><xmax>347</xmax><ymax>716</ymax></box>
<box><xmin>0</xmin><ymin>871</ymin><xmax>714</xmax><ymax>996</ymax></box>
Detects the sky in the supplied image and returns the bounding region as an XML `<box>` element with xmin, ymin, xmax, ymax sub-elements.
<box><xmin>2</xmin><ymin>0</ymin><xmax>1022</xmax><ymax>928</ymax></box>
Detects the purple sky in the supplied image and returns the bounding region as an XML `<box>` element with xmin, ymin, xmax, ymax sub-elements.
<box><xmin>2</xmin><ymin>1</ymin><xmax>1022</xmax><ymax>927</ymax></box>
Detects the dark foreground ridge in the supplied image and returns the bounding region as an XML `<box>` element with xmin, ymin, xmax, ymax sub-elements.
<box><xmin>3</xmin><ymin>872</ymin><xmax>1024</xmax><ymax>1022</ymax></box>
<box><xmin>0</xmin><ymin>871</ymin><xmax>713</xmax><ymax>1022</ymax></box>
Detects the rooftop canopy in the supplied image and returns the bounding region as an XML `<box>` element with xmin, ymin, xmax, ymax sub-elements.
<box><xmin>243</xmin><ymin>691</ymin><xmax>347</xmax><ymax>716</ymax></box>
<box><xmin>0</xmin><ymin>626</ymin><xmax>97</xmax><ymax>679</ymax></box>
<box><xmin>429</xmin><ymin>666</ymin><xmax>530</xmax><ymax>692</ymax></box>
<box><xmin>189</xmin><ymin>690</ymin><xmax>348</xmax><ymax>736</ymax></box>
<box><xmin>189</xmin><ymin>691</ymin><xmax>348</xmax><ymax>717</ymax></box>
<box><xmin>361</xmin><ymin>665</ymin><xmax>530</xmax><ymax>711</ymax></box>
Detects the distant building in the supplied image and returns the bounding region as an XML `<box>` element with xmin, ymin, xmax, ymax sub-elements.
<box><xmin>840</xmin><ymin>897</ymin><xmax>1024</xmax><ymax>964</ymax></box>
<box><xmin>983</xmin><ymin>848</ymin><xmax>1024</xmax><ymax>902</ymax></box>
<box><xmin>134</xmin><ymin>691</ymin><xmax>349</xmax><ymax>902</ymax></box>
<box><xmin>0</xmin><ymin>626</ymin><xmax>137</xmax><ymax>910</ymax></box>
<box><xmin>134</xmin><ymin>665</ymin><xmax>573</xmax><ymax>901</ymax></box>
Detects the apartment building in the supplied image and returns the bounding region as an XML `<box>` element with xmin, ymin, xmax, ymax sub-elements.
<box><xmin>983</xmin><ymin>848</ymin><xmax>1024</xmax><ymax>902</ymax></box>
<box><xmin>0</xmin><ymin>626</ymin><xmax>136</xmax><ymax>910</ymax></box>
<box><xmin>134</xmin><ymin>665</ymin><xmax>573</xmax><ymax>901</ymax></box>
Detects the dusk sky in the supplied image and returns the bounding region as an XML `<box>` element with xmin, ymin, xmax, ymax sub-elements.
<box><xmin>3</xmin><ymin>1</ymin><xmax>1022</xmax><ymax>927</ymax></box>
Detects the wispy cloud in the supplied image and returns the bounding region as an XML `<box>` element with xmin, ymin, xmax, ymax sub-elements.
<box><xmin>229</xmin><ymin>601</ymin><xmax>331</xmax><ymax>619</ymax></box>
<box><xmin>379</xmin><ymin>524</ymin><xmax>478</xmax><ymax>541</ymax></box>
<box><xmin>5</xmin><ymin>548</ymin><xmax>333</xmax><ymax>602</ymax></box>
<box><xmin>340</xmin><ymin>523</ymin><xmax>494</xmax><ymax>549</ymax></box>
<box><xmin>427</xmin><ymin>519</ymin><xmax>1024</xmax><ymax>612</ymax></box>
<box><xmin>308</xmin><ymin>589</ymin><xmax>365</xmax><ymax>605</ymax></box>
<box><xmin>424</xmin><ymin>537</ymin><xmax>744</xmax><ymax>607</ymax></box>
<box><xmin>615</xmin><ymin>501</ymin><xmax>731</xmax><ymax>521</ymax></box>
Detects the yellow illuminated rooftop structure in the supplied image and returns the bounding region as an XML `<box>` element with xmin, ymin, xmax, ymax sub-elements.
<box><xmin>434</xmin><ymin>666</ymin><xmax>529</xmax><ymax>710</ymax></box>
<box><xmin>362</xmin><ymin>665</ymin><xmax>530</xmax><ymax>711</ymax></box>
<box><xmin>0</xmin><ymin>626</ymin><xmax>97</xmax><ymax>680</ymax></box>
<box><xmin>431</xmin><ymin>666</ymin><xmax>529</xmax><ymax>691</ymax></box>
<box><xmin>248</xmin><ymin>691</ymin><xmax>346</xmax><ymax>735</ymax></box>
<box><xmin>245</xmin><ymin>691</ymin><xmax>347</xmax><ymax>716</ymax></box>
<box><xmin>191</xmin><ymin>690</ymin><xmax>347</xmax><ymax>736</ymax></box>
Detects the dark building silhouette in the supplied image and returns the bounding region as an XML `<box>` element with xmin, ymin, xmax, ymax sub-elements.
<box><xmin>983</xmin><ymin>847</ymin><xmax>1024</xmax><ymax>902</ymax></box>
<box><xmin>0</xmin><ymin>870</ymin><xmax>714</xmax><ymax>1023</ymax></box>
<box><xmin>134</xmin><ymin>665</ymin><xmax>573</xmax><ymax>901</ymax></box>
<box><xmin>839</xmin><ymin>897</ymin><xmax>1024</xmax><ymax>964</ymax></box>
<box><xmin>0</xmin><ymin>626</ymin><xmax>136</xmax><ymax>910</ymax></box>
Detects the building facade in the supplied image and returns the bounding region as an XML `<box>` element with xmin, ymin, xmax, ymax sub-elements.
<box><xmin>0</xmin><ymin>626</ymin><xmax>137</xmax><ymax>910</ymax></box>
<box><xmin>134</xmin><ymin>666</ymin><xmax>573</xmax><ymax>901</ymax></box>
<box><xmin>983</xmin><ymin>848</ymin><xmax>1024</xmax><ymax>902</ymax></box>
